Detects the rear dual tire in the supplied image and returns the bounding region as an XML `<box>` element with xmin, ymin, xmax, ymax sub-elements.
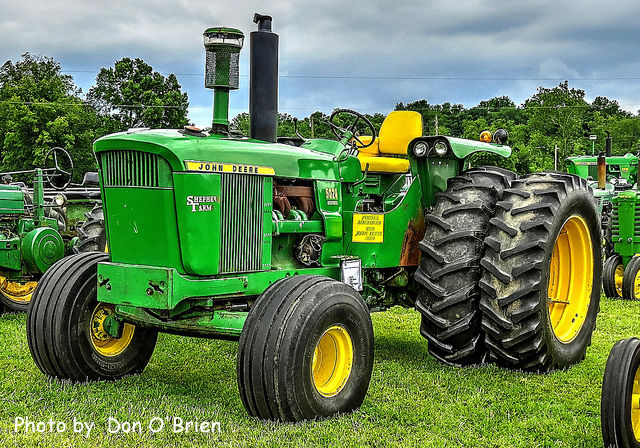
<box><xmin>479</xmin><ymin>173</ymin><xmax>601</xmax><ymax>371</ymax></box>
<box><xmin>414</xmin><ymin>167</ymin><xmax>516</xmax><ymax>366</ymax></box>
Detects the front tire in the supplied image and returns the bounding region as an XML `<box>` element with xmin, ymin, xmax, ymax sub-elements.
<box><xmin>602</xmin><ymin>337</ymin><xmax>640</xmax><ymax>448</ymax></box>
<box><xmin>604</xmin><ymin>254</ymin><xmax>624</xmax><ymax>299</ymax></box>
<box><xmin>0</xmin><ymin>278</ymin><xmax>37</xmax><ymax>313</ymax></box>
<box><xmin>237</xmin><ymin>275</ymin><xmax>374</xmax><ymax>421</ymax></box>
<box><xmin>27</xmin><ymin>252</ymin><xmax>157</xmax><ymax>381</ymax></box>
<box><xmin>414</xmin><ymin>166</ymin><xmax>515</xmax><ymax>366</ymax></box>
<box><xmin>622</xmin><ymin>257</ymin><xmax>640</xmax><ymax>301</ymax></box>
<box><xmin>479</xmin><ymin>173</ymin><xmax>602</xmax><ymax>371</ymax></box>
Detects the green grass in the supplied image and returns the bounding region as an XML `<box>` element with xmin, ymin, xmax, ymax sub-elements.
<box><xmin>1</xmin><ymin>297</ymin><xmax>638</xmax><ymax>447</ymax></box>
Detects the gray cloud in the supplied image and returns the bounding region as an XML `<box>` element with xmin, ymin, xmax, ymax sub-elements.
<box><xmin>1</xmin><ymin>0</ymin><xmax>639</xmax><ymax>126</ymax></box>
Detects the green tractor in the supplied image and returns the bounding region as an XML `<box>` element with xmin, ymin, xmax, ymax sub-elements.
<box><xmin>566</xmin><ymin>136</ymin><xmax>638</xmax><ymax>258</ymax></box>
<box><xmin>26</xmin><ymin>15</ymin><xmax>602</xmax><ymax>421</ymax></box>
<box><xmin>602</xmin><ymin>190</ymin><xmax>640</xmax><ymax>300</ymax></box>
<box><xmin>0</xmin><ymin>147</ymin><xmax>104</xmax><ymax>313</ymax></box>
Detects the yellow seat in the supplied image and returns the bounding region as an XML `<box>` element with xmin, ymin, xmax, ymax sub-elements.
<box><xmin>356</xmin><ymin>111</ymin><xmax>422</xmax><ymax>173</ymax></box>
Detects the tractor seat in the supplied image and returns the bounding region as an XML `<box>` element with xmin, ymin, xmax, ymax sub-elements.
<box><xmin>357</xmin><ymin>111</ymin><xmax>423</xmax><ymax>173</ymax></box>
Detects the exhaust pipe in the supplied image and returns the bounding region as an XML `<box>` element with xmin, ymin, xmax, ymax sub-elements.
<box><xmin>250</xmin><ymin>14</ymin><xmax>278</xmax><ymax>142</ymax></box>
<box><xmin>597</xmin><ymin>152</ymin><xmax>606</xmax><ymax>189</ymax></box>
<box><xmin>605</xmin><ymin>130</ymin><xmax>612</xmax><ymax>157</ymax></box>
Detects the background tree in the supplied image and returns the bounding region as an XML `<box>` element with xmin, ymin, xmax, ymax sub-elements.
<box><xmin>0</xmin><ymin>53</ymin><xmax>99</xmax><ymax>180</ymax></box>
<box><xmin>88</xmin><ymin>58</ymin><xmax>189</xmax><ymax>131</ymax></box>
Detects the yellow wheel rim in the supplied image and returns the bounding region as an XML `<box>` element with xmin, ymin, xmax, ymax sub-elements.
<box><xmin>547</xmin><ymin>215</ymin><xmax>594</xmax><ymax>344</ymax></box>
<box><xmin>634</xmin><ymin>270</ymin><xmax>640</xmax><ymax>300</ymax></box>
<box><xmin>312</xmin><ymin>325</ymin><xmax>354</xmax><ymax>397</ymax></box>
<box><xmin>633</xmin><ymin>366</ymin><xmax>640</xmax><ymax>440</ymax></box>
<box><xmin>0</xmin><ymin>277</ymin><xmax>37</xmax><ymax>304</ymax></box>
<box><xmin>90</xmin><ymin>303</ymin><xmax>135</xmax><ymax>357</ymax></box>
<box><xmin>615</xmin><ymin>265</ymin><xmax>624</xmax><ymax>297</ymax></box>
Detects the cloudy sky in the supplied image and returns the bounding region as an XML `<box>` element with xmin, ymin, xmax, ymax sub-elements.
<box><xmin>1</xmin><ymin>0</ymin><xmax>639</xmax><ymax>127</ymax></box>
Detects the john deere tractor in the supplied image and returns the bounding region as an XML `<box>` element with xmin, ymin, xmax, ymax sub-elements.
<box><xmin>26</xmin><ymin>14</ymin><xmax>602</xmax><ymax>421</ymax></box>
<box><xmin>0</xmin><ymin>147</ymin><xmax>104</xmax><ymax>313</ymax></box>
<box><xmin>601</xmin><ymin>190</ymin><xmax>640</xmax><ymax>300</ymax></box>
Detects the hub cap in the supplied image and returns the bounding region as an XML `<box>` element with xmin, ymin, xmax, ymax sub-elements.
<box><xmin>90</xmin><ymin>303</ymin><xmax>135</xmax><ymax>357</ymax></box>
<box><xmin>615</xmin><ymin>265</ymin><xmax>624</xmax><ymax>297</ymax></box>
<box><xmin>312</xmin><ymin>325</ymin><xmax>354</xmax><ymax>397</ymax></box>
<box><xmin>547</xmin><ymin>215</ymin><xmax>593</xmax><ymax>343</ymax></box>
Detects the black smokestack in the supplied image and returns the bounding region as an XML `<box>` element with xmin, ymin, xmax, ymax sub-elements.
<box><xmin>250</xmin><ymin>13</ymin><xmax>278</xmax><ymax>142</ymax></box>
<box><xmin>605</xmin><ymin>130</ymin><xmax>612</xmax><ymax>157</ymax></box>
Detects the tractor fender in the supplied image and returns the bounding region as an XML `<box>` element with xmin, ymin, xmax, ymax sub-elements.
<box><xmin>408</xmin><ymin>136</ymin><xmax>511</xmax><ymax>160</ymax></box>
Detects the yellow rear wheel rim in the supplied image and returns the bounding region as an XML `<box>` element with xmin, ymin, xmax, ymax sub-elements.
<box><xmin>547</xmin><ymin>215</ymin><xmax>594</xmax><ymax>343</ymax></box>
<box><xmin>312</xmin><ymin>325</ymin><xmax>354</xmax><ymax>397</ymax></box>
<box><xmin>0</xmin><ymin>277</ymin><xmax>37</xmax><ymax>304</ymax></box>
<box><xmin>633</xmin><ymin>365</ymin><xmax>640</xmax><ymax>440</ymax></box>
<box><xmin>90</xmin><ymin>303</ymin><xmax>135</xmax><ymax>357</ymax></box>
<box><xmin>615</xmin><ymin>265</ymin><xmax>624</xmax><ymax>297</ymax></box>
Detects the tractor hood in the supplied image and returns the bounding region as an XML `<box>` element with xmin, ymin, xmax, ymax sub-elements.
<box><xmin>94</xmin><ymin>129</ymin><xmax>361</xmax><ymax>182</ymax></box>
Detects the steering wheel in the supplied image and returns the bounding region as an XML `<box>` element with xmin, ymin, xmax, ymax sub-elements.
<box><xmin>44</xmin><ymin>147</ymin><xmax>74</xmax><ymax>190</ymax></box>
<box><xmin>328</xmin><ymin>109</ymin><xmax>377</xmax><ymax>149</ymax></box>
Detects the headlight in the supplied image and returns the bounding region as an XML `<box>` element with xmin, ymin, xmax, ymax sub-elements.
<box><xmin>479</xmin><ymin>131</ymin><xmax>492</xmax><ymax>143</ymax></box>
<box><xmin>54</xmin><ymin>194</ymin><xmax>67</xmax><ymax>207</ymax></box>
<box><xmin>493</xmin><ymin>129</ymin><xmax>509</xmax><ymax>145</ymax></box>
<box><xmin>433</xmin><ymin>140</ymin><xmax>448</xmax><ymax>156</ymax></box>
<box><xmin>413</xmin><ymin>142</ymin><xmax>428</xmax><ymax>158</ymax></box>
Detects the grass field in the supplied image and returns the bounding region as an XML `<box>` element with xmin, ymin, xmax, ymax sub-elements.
<box><xmin>0</xmin><ymin>296</ymin><xmax>637</xmax><ymax>447</ymax></box>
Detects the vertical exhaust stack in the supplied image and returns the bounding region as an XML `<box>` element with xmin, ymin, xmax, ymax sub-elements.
<box><xmin>250</xmin><ymin>14</ymin><xmax>278</xmax><ymax>142</ymax></box>
<box><xmin>605</xmin><ymin>130</ymin><xmax>612</xmax><ymax>157</ymax></box>
<box><xmin>597</xmin><ymin>152</ymin><xmax>606</xmax><ymax>190</ymax></box>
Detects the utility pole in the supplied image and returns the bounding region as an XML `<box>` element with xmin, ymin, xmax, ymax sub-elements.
<box><xmin>554</xmin><ymin>144</ymin><xmax>558</xmax><ymax>170</ymax></box>
<box><xmin>310</xmin><ymin>116</ymin><xmax>314</xmax><ymax>138</ymax></box>
<box><xmin>435</xmin><ymin>115</ymin><xmax>439</xmax><ymax>135</ymax></box>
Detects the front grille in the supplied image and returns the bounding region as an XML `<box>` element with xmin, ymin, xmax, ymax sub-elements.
<box><xmin>611</xmin><ymin>203</ymin><xmax>619</xmax><ymax>240</ymax></box>
<box><xmin>100</xmin><ymin>151</ymin><xmax>169</xmax><ymax>187</ymax></box>
<box><xmin>219</xmin><ymin>174</ymin><xmax>265</xmax><ymax>273</ymax></box>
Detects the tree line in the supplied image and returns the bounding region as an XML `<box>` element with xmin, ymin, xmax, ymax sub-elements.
<box><xmin>2</xmin><ymin>53</ymin><xmax>639</xmax><ymax>182</ymax></box>
<box><xmin>0</xmin><ymin>53</ymin><xmax>189</xmax><ymax>182</ymax></box>
<box><xmin>233</xmin><ymin>81</ymin><xmax>640</xmax><ymax>173</ymax></box>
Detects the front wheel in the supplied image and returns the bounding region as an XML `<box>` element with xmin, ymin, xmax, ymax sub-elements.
<box><xmin>602</xmin><ymin>337</ymin><xmax>640</xmax><ymax>448</ymax></box>
<box><xmin>27</xmin><ymin>252</ymin><xmax>157</xmax><ymax>381</ymax></box>
<box><xmin>604</xmin><ymin>254</ymin><xmax>624</xmax><ymax>299</ymax></box>
<box><xmin>237</xmin><ymin>275</ymin><xmax>374</xmax><ymax>422</ymax></box>
<box><xmin>0</xmin><ymin>277</ymin><xmax>38</xmax><ymax>313</ymax></box>
<box><xmin>622</xmin><ymin>257</ymin><xmax>640</xmax><ymax>301</ymax></box>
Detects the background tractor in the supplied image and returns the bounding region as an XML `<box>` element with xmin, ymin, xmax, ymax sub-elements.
<box><xmin>0</xmin><ymin>147</ymin><xmax>104</xmax><ymax>313</ymax></box>
<box><xmin>26</xmin><ymin>14</ymin><xmax>602</xmax><ymax>421</ymax></box>
<box><xmin>602</xmin><ymin>190</ymin><xmax>640</xmax><ymax>300</ymax></box>
<box><xmin>566</xmin><ymin>135</ymin><xmax>638</xmax><ymax>259</ymax></box>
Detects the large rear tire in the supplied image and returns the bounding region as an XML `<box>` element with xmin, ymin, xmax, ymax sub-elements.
<box><xmin>237</xmin><ymin>275</ymin><xmax>374</xmax><ymax>421</ymax></box>
<box><xmin>479</xmin><ymin>173</ymin><xmax>602</xmax><ymax>371</ymax></box>
<box><xmin>27</xmin><ymin>252</ymin><xmax>157</xmax><ymax>381</ymax></box>
<box><xmin>73</xmin><ymin>203</ymin><xmax>107</xmax><ymax>253</ymax></box>
<box><xmin>414</xmin><ymin>166</ymin><xmax>515</xmax><ymax>366</ymax></box>
<box><xmin>601</xmin><ymin>337</ymin><xmax>640</xmax><ymax>448</ymax></box>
